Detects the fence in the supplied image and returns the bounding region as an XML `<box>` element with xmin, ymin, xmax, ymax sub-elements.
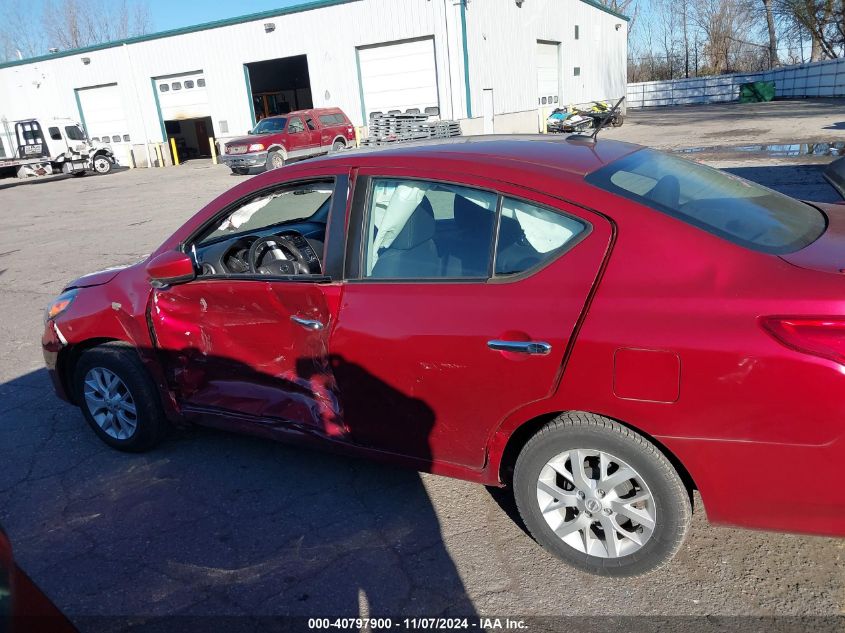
<box><xmin>626</xmin><ymin>57</ymin><xmax>845</xmax><ymax>108</ymax></box>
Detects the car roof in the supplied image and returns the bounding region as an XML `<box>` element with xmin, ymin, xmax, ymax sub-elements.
<box><xmin>264</xmin><ymin>108</ymin><xmax>344</xmax><ymax>120</ymax></box>
<box><xmin>307</xmin><ymin>135</ymin><xmax>642</xmax><ymax>177</ymax></box>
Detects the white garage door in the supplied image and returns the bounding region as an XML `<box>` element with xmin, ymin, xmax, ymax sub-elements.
<box><xmin>77</xmin><ymin>83</ymin><xmax>130</xmax><ymax>146</ymax></box>
<box><xmin>154</xmin><ymin>71</ymin><xmax>210</xmax><ymax>120</ymax></box>
<box><xmin>537</xmin><ymin>41</ymin><xmax>561</xmax><ymax>106</ymax></box>
<box><xmin>358</xmin><ymin>38</ymin><xmax>439</xmax><ymax>119</ymax></box>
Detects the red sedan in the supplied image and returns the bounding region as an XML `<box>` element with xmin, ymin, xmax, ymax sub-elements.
<box><xmin>42</xmin><ymin>137</ymin><xmax>845</xmax><ymax>576</ymax></box>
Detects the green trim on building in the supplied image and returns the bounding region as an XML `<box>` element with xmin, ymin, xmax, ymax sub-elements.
<box><xmin>459</xmin><ymin>1</ymin><xmax>472</xmax><ymax>119</ymax></box>
<box><xmin>0</xmin><ymin>0</ymin><xmax>359</xmax><ymax>69</ymax></box>
<box><xmin>73</xmin><ymin>89</ymin><xmax>88</xmax><ymax>133</ymax></box>
<box><xmin>244</xmin><ymin>65</ymin><xmax>257</xmax><ymax>128</ymax></box>
<box><xmin>354</xmin><ymin>48</ymin><xmax>367</xmax><ymax>126</ymax></box>
<box><xmin>150</xmin><ymin>77</ymin><xmax>167</xmax><ymax>142</ymax></box>
<box><xmin>578</xmin><ymin>0</ymin><xmax>630</xmax><ymax>21</ymax></box>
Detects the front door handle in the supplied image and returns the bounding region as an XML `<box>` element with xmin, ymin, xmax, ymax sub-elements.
<box><xmin>487</xmin><ymin>340</ymin><xmax>552</xmax><ymax>355</ymax></box>
<box><xmin>291</xmin><ymin>315</ymin><xmax>324</xmax><ymax>331</ymax></box>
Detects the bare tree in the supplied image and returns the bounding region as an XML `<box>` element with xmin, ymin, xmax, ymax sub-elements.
<box><xmin>691</xmin><ymin>0</ymin><xmax>757</xmax><ymax>72</ymax></box>
<box><xmin>0</xmin><ymin>0</ymin><xmax>47</xmax><ymax>60</ymax></box>
<box><xmin>41</xmin><ymin>0</ymin><xmax>151</xmax><ymax>51</ymax></box>
<box><xmin>762</xmin><ymin>0</ymin><xmax>780</xmax><ymax>65</ymax></box>
<box><xmin>775</xmin><ymin>0</ymin><xmax>844</xmax><ymax>60</ymax></box>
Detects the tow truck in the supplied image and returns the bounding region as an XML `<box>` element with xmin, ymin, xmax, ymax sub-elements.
<box><xmin>0</xmin><ymin>117</ymin><xmax>117</xmax><ymax>179</ymax></box>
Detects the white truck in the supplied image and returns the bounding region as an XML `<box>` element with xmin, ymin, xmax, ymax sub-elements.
<box><xmin>0</xmin><ymin>117</ymin><xmax>117</xmax><ymax>179</ymax></box>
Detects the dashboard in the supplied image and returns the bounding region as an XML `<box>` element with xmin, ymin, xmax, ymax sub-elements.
<box><xmin>194</xmin><ymin>220</ymin><xmax>326</xmax><ymax>277</ymax></box>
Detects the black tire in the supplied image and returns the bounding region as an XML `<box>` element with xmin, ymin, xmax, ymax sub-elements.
<box><xmin>266</xmin><ymin>150</ymin><xmax>285</xmax><ymax>170</ymax></box>
<box><xmin>92</xmin><ymin>155</ymin><xmax>113</xmax><ymax>174</ymax></box>
<box><xmin>331</xmin><ymin>139</ymin><xmax>346</xmax><ymax>152</ymax></box>
<box><xmin>513</xmin><ymin>412</ymin><xmax>691</xmax><ymax>577</ymax></box>
<box><xmin>72</xmin><ymin>343</ymin><xmax>168</xmax><ymax>452</ymax></box>
<box><xmin>611</xmin><ymin>114</ymin><xmax>624</xmax><ymax>127</ymax></box>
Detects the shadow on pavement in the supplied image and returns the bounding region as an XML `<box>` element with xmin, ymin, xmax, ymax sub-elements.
<box><xmin>723</xmin><ymin>164</ymin><xmax>842</xmax><ymax>203</ymax></box>
<box><xmin>0</xmin><ymin>363</ymin><xmax>478</xmax><ymax>630</ymax></box>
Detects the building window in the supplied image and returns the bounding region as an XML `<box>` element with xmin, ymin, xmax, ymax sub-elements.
<box><xmin>197</xmin><ymin>78</ymin><xmax>206</xmax><ymax>87</ymax></box>
<box><xmin>575</xmin><ymin>25</ymin><xmax>580</xmax><ymax>40</ymax></box>
<box><xmin>123</xmin><ymin>134</ymin><xmax>131</xmax><ymax>142</ymax></box>
<box><xmin>171</xmin><ymin>82</ymin><xmax>182</xmax><ymax>91</ymax></box>
<box><xmin>184</xmin><ymin>80</ymin><xmax>194</xmax><ymax>89</ymax></box>
<box><xmin>574</xmin><ymin>67</ymin><xmax>581</xmax><ymax>76</ymax></box>
<box><xmin>48</xmin><ymin>127</ymin><xmax>62</xmax><ymax>140</ymax></box>
<box><xmin>159</xmin><ymin>84</ymin><xmax>169</xmax><ymax>92</ymax></box>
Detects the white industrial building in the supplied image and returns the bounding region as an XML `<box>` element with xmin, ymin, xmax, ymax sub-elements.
<box><xmin>0</xmin><ymin>0</ymin><xmax>627</xmax><ymax>167</ymax></box>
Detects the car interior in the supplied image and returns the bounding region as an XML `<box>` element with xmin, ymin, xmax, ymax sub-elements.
<box><xmin>191</xmin><ymin>184</ymin><xmax>332</xmax><ymax>277</ymax></box>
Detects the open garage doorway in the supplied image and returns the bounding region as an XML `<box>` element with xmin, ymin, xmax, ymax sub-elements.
<box><xmin>245</xmin><ymin>55</ymin><xmax>313</xmax><ymax>121</ymax></box>
<box><xmin>154</xmin><ymin>71</ymin><xmax>215</xmax><ymax>162</ymax></box>
<box><xmin>164</xmin><ymin>116</ymin><xmax>213</xmax><ymax>160</ymax></box>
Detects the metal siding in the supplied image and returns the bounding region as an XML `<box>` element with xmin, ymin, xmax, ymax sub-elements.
<box><xmin>0</xmin><ymin>0</ymin><xmax>625</xmax><ymax>141</ymax></box>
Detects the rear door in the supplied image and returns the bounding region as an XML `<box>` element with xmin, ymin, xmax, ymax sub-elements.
<box><xmin>330</xmin><ymin>169</ymin><xmax>612</xmax><ymax>469</ymax></box>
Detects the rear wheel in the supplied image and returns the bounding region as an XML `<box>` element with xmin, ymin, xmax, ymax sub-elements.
<box><xmin>266</xmin><ymin>150</ymin><xmax>285</xmax><ymax>170</ymax></box>
<box><xmin>611</xmin><ymin>114</ymin><xmax>624</xmax><ymax>127</ymax></box>
<box><xmin>513</xmin><ymin>412</ymin><xmax>691</xmax><ymax>576</ymax></box>
<box><xmin>331</xmin><ymin>139</ymin><xmax>346</xmax><ymax>152</ymax></box>
<box><xmin>73</xmin><ymin>343</ymin><xmax>168</xmax><ymax>452</ymax></box>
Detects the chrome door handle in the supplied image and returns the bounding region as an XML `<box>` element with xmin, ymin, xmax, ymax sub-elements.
<box><xmin>290</xmin><ymin>315</ymin><xmax>324</xmax><ymax>331</ymax></box>
<box><xmin>487</xmin><ymin>340</ymin><xmax>552</xmax><ymax>355</ymax></box>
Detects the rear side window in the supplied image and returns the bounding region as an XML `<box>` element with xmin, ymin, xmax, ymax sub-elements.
<box><xmin>586</xmin><ymin>149</ymin><xmax>826</xmax><ymax>254</ymax></box>
<box><xmin>495</xmin><ymin>198</ymin><xmax>587</xmax><ymax>275</ymax></box>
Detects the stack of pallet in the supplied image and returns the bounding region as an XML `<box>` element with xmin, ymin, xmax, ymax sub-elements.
<box><xmin>361</xmin><ymin>114</ymin><xmax>462</xmax><ymax>146</ymax></box>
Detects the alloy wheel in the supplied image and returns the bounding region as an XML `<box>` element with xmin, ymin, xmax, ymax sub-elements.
<box><xmin>82</xmin><ymin>367</ymin><xmax>139</xmax><ymax>440</ymax></box>
<box><xmin>536</xmin><ymin>449</ymin><xmax>656</xmax><ymax>558</ymax></box>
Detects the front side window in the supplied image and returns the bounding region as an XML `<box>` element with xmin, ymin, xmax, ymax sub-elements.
<box><xmin>586</xmin><ymin>148</ymin><xmax>826</xmax><ymax>254</ymax></box>
<box><xmin>288</xmin><ymin>117</ymin><xmax>305</xmax><ymax>133</ymax></box>
<box><xmin>363</xmin><ymin>179</ymin><xmax>498</xmax><ymax>279</ymax></box>
<box><xmin>197</xmin><ymin>182</ymin><xmax>333</xmax><ymax>247</ymax></box>
<box><xmin>48</xmin><ymin>127</ymin><xmax>61</xmax><ymax>140</ymax></box>
<box><xmin>65</xmin><ymin>125</ymin><xmax>86</xmax><ymax>141</ymax></box>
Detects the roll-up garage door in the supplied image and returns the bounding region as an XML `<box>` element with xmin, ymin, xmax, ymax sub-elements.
<box><xmin>537</xmin><ymin>41</ymin><xmax>561</xmax><ymax>106</ymax></box>
<box><xmin>77</xmin><ymin>83</ymin><xmax>130</xmax><ymax>146</ymax></box>
<box><xmin>357</xmin><ymin>38</ymin><xmax>439</xmax><ymax>119</ymax></box>
<box><xmin>154</xmin><ymin>71</ymin><xmax>211</xmax><ymax>120</ymax></box>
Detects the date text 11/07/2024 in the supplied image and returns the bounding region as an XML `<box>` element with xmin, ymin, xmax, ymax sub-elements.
<box><xmin>307</xmin><ymin>618</ymin><xmax>528</xmax><ymax>630</ymax></box>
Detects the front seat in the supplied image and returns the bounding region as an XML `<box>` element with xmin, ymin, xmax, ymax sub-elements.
<box><xmin>371</xmin><ymin>198</ymin><xmax>439</xmax><ymax>278</ymax></box>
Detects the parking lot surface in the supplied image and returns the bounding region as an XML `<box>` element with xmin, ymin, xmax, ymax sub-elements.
<box><xmin>1</xmin><ymin>110</ymin><xmax>845</xmax><ymax>629</ymax></box>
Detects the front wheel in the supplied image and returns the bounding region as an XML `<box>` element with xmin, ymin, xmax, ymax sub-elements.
<box><xmin>92</xmin><ymin>155</ymin><xmax>113</xmax><ymax>174</ymax></box>
<box><xmin>266</xmin><ymin>150</ymin><xmax>285</xmax><ymax>170</ymax></box>
<box><xmin>513</xmin><ymin>412</ymin><xmax>691</xmax><ymax>576</ymax></box>
<box><xmin>73</xmin><ymin>343</ymin><xmax>168</xmax><ymax>452</ymax></box>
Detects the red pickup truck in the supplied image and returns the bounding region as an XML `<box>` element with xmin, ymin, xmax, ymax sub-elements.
<box><xmin>222</xmin><ymin>107</ymin><xmax>355</xmax><ymax>175</ymax></box>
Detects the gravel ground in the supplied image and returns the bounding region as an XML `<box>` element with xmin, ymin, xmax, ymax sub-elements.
<box><xmin>1</xmin><ymin>110</ymin><xmax>844</xmax><ymax>631</ymax></box>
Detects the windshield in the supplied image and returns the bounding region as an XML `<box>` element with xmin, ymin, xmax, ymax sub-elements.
<box><xmin>251</xmin><ymin>118</ymin><xmax>287</xmax><ymax>134</ymax></box>
<box><xmin>585</xmin><ymin>149</ymin><xmax>826</xmax><ymax>254</ymax></box>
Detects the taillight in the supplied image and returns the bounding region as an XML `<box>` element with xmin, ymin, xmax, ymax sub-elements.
<box><xmin>760</xmin><ymin>316</ymin><xmax>845</xmax><ymax>365</ymax></box>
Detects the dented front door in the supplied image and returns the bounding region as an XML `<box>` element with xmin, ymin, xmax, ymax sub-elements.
<box><xmin>149</xmin><ymin>280</ymin><xmax>343</xmax><ymax>438</ymax></box>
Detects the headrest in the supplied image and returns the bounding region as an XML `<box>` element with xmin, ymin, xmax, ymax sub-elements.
<box><xmin>454</xmin><ymin>195</ymin><xmax>494</xmax><ymax>234</ymax></box>
<box><xmin>388</xmin><ymin>197</ymin><xmax>435</xmax><ymax>250</ymax></box>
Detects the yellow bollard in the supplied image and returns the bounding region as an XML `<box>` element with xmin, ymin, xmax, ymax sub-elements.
<box><xmin>154</xmin><ymin>143</ymin><xmax>163</xmax><ymax>168</ymax></box>
<box><xmin>169</xmin><ymin>137</ymin><xmax>180</xmax><ymax>166</ymax></box>
<box><xmin>209</xmin><ymin>137</ymin><xmax>218</xmax><ymax>165</ymax></box>
<box><xmin>354</xmin><ymin>126</ymin><xmax>362</xmax><ymax>148</ymax></box>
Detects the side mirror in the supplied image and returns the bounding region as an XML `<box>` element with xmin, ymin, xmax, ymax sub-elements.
<box><xmin>146</xmin><ymin>251</ymin><xmax>196</xmax><ymax>288</ymax></box>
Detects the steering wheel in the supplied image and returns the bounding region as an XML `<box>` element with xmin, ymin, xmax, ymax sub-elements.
<box><xmin>248</xmin><ymin>233</ymin><xmax>316</xmax><ymax>275</ymax></box>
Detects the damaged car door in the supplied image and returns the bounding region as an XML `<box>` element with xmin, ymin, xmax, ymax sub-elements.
<box><xmin>148</xmin><ymin>177</ymin><xmax>347</xmax><ymax>439</ymax></box>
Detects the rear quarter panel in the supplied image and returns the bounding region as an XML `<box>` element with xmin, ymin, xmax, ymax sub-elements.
<box><xmin>527</xmin><ymin>184</ymin><xmax>845</xmax><ymax>535</ymax></box>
